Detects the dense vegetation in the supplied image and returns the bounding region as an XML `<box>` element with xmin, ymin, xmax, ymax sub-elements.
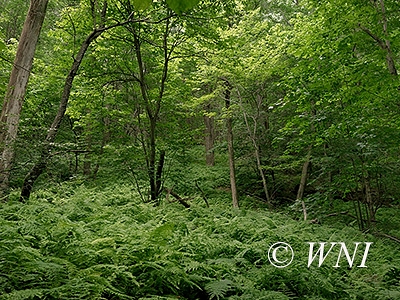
<box><xmin>1</xmin><ymin>0</ymin><xmax>400</xmax><ymax>298</ymax></box>
<box><xmin>1</xmin><ymin>176</ymin><xmax>400</xmax><ymax>299</ymax></box>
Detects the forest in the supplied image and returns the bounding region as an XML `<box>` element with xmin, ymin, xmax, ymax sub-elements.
<box><xmin>0</xmin><ymin>0</ymin><xmax>400</xmax><ymax>299</ymax></box>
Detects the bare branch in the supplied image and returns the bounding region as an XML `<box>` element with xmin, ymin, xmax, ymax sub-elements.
<box><xmin>359</xmin><ymin>24</ymin><xmax>386</xmax><ymax>50</ymax></box>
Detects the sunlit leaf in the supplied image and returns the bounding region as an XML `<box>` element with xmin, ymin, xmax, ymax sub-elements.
<box><xmin>0</xmin><ymin>40</ymin><xmax>6</xmax><ymax>51</ymax></box>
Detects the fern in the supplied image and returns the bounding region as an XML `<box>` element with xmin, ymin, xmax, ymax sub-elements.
<box><xmin>0</xmin><ymin>182</ymin><xmax>399</xmax><ymax>299</ymax></box>
<box><xmin>205</xmin><ymin>279</ymin><xmax>234</xmax><ymax>300</ymax></box>
<box><xmin>0</xmin><ymin>288</ymin><xmax>44</xmax><ymax>300</ymax></box>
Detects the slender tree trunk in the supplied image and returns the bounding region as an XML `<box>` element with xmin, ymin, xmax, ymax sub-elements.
<box><xmin>204</xmin><ymin>103</ymin><xmax>215</xmax><ymax>166</ymax></box>
<box><xmin>255</xmin><ymin>147</ymin><xmax>271</xmax><ymax>205</ymax></box>
<box><xmin>359</xmin><ymin>0</ymin><xmax>398</xmax><ymax>76</ymax></box>
<box><xmin>20</xmin><ymin>27</ymin><xmax>104</xmax><ymax>200</ymax></box>
<box><xmin>155</xmin><ymin>150</ymin><xmax>165</xmax><ymax>196</ymax></box>
<box><xmin>297</xmin><ymin>147</ymin><xmax>311</xmax><ymax>221</ymax></box>
<box><xmin>362</xmin><ymin>169</ymin><xmax>376</xmax><ymax>228</ymax></box>
<box><xmin>148</xmin><ymin>118</ymin><xmax>158</xmax><ymax>201</ymax></box>
<box><xmin>223</xmin><ymin>80</ymin><xmax>239</xmax><ymax>208</ymax></box>
<box><xmin>131</xmin><ymin>13</ymin><xmax>172</xmax><ymax>202</ymax></box>
<box><xmin>131</xmin><ymin>26</ymin><xmax>158</xmax><ymax>201</ymax></box>
<box><xmin>379</xmin><ymin>0</ymin><xmax>397</xmax><ymax>76</ymax></box>
<box><xmin>237</xmin><ymin>90</ymin><xmax>272</xmax><ymax>207</ymax></box>
<box><xmin>227</xmin><ymin>116</ymin><xmax>238</xmax><ymax>208</ymax></box>
<box><xmin>20</xmin><ymin>6</ymin><xmax>140</xmax><ymax>201</ymax></box>
<box><xmin>0</xmin><ymin>0</ymin><xmax>48</xmax><ymax>196</ymax></box>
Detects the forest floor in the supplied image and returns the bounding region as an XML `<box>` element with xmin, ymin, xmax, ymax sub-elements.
<box><xmin>1</xmin><ymin>176</ymin><xmax>400</xmax><ymax>299</ymax></box>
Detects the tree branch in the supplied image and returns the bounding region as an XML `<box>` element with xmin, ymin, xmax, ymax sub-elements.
<box><xmin>359</xmin><ymin>24</ymin><xmax>386</xmax><ymax>50</ymax></box>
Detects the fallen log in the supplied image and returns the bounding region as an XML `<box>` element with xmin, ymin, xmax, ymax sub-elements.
<box><xmin>164</xmin><ymin>187</ymin><xmax>191</xmax><ymax>208</ymax></box>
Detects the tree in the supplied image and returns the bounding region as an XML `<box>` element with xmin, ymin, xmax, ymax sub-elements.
<box><xmin>0</xmin><ymin>0</ymin><xmax>49</xmax><ymax>197</ymax></box>
<box><xmin>18</xmin><ymin>0</ymin><xmax>206</xmax><ymax>201</ymax></box>
<box><xmin>274</xmin><ymin>0</ymin><xmax>400</xmax><ymax>227</ymax></box>
<box><xmin>73</xmin><ymin>0</ymin><xmax>236</xmax><ymax>202</ymax></box>
<box><xmin>190</xmin><ymin>4</ymin><xmax>294</xmax><ymax>207</ymax></box>
<box><xmin>359</xmin><ymin>0</ymin><xmax>398</xmax><ymax>76</ymax></box>
<box><xmin>222</xmin><ymin>78</ymin><xmax>239</xmax><ymax>208</ymax></box>
<box><xmin>19</xmin><ymin>1</ymin><xmax>146</xmax><ymax>200</ymax></box>
<box><xmin>128</xmin><ymin>6</ymin><xmax>174</xmax><ymax>201</ymax></box>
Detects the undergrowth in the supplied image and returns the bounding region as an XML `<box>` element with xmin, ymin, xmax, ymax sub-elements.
<box><xmin>0</xmin><ymin>182</ymin><xmax>399</xmax><ymax>299</ymax></box>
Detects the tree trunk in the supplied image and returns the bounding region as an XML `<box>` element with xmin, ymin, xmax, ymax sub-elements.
<box><xmin>148</xmin><ymin>118</ymin><xmax>158</xmax><ymax>201</ymax></box>
<box><xmin>0</xmin><ymin>0</ymin><xmax>49</xmax><ymax>196</ymax></box>
<box><xmin>20</xmin><ymin>6</ymin><xmax>139</xmax><ymax>201</ymax></box>
<box><xmin>223</xmin><ymin>80</ymin><xmax>239</xmax><ymax>208</ymax></box>
<box><xmin>204</xmin><ymin>104</ymin><xmax>215</xmax><ymax>166</ymax></box>
<box><xmin>133</xmin><ymin>28</ymin><xmax>158</xmax><ymax>201</ymax></box>
<box><xmin>359</xmin><ymin>0</ymin><xmax>398</xmax><ymax>76</ymax></box>
<box><xmin>379</xmin><ymin>0</ymin><xmax>397</xmax><ymax>76</ymax></box>
<box><xmin>238</xmin><ymin>94</ymin><xmax>272</xmax><ymax>206</ymax></box>
<box><xmin>362</xmin><ymin>170</ymin><xmax>376</xmax><ymax>229</ymax></box>
<box><xmin>297</xmin><ymin>148</ymin><xmax>311</xmax><ymax>221</ymax></box>
<box><xmin>20</xmin><ymin>27</ymin><xmax>104</xmax><ymax>201</ymax></box>
<box><xmin>131</xmin><ymin>14</ymin><xmax>171</xmax><ymax>202</ymax></box>
<box><xmin>236</xmin><ymin>88</ymin><xmax>272</xmax><ymax>207</ymax></box>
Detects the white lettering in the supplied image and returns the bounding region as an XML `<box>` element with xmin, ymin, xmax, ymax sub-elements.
<box><xmin>307</xmin><ymin>242</ymin><xmax>337</xmax><ymax>267</ymax></box>
<box><xmin>358</xmin><ymin>242</ymin><xmax>373</xmax><ymax>268</ymax></box>
<box><xmin>333</xmin><ymin>242</ymin><xmax>360</xmax><ymax>268</ymax></box>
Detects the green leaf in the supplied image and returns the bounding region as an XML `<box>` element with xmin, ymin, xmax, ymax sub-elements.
<box><xmin>132</xmin><ymin>0</ymin><xmax>152</xmax><ymax>11</ymax></box>
<box><xmin>0</xmin><ymin>40</ymin><xmax>6</xmax><ymax>51</ymax></box>
<box><xmin>166</xmin><ymin>0</ymin><xmax>200</xmax><ymax>14</ymax></box>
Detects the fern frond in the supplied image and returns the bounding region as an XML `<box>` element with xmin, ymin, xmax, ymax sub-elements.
<box><xmin>205</xmin><ymin>279</ymin><xmax>233</xmax><ymax>300</ymax></box>
<box><xmin>0</xmin><ymin>289</ymin><xmax>44</xmax><ymax>300</ymax></box>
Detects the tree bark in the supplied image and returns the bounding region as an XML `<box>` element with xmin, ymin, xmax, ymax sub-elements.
<box><xmin>0</xmin><ymin>0</ymin><xmax>49</xmax><ymax>197</ymax></box>
<box><xmin>223</xmin><ymin>80</ymin><xmax>239</xmax><ymax>208</ymax></box>
<box><xmin>155</xmin><ymin>150</ymin><xmax>165</xmax><ymax>197</ymax></box>
<box><xmin>164</xmin><ymin>187</ymin><xmax>190</xmax><ymax>208</ymax></box>
<box><xmin>297</xmin><ymin>147</ymin><xmax>311</xmax><ymax>221</ymax></box>
<box><xmin>148</xmin><ymin>118</ymin><xmax>158</xmax><ymax>201</ymax></box>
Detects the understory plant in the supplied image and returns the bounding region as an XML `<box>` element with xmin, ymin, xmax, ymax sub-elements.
<box><xmin>0</xmin><ymin>182</ymin><xmax>399</xmax><ymax>299</ymax></box>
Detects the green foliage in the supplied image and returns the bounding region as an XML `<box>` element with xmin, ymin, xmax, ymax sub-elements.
<box><xmin>1</xmin><ymin>1</ymin><xmax>400</xmax><ymax>298</ymax></box>
<box><xmin>0</xmin><ymin>183</ymin><xmax>399</xmax><ymax>299</ymax></box>
<box><xmin>133</xmin><ymin>0</ymin><xmax>152</xmax><ymax>11</ymax></box>
<box><xmin>0</xmin><ymin>0</ymin><xmax>28</xmax><ymax>40</ymax></box>
<box><xmin>166</xmin><ymin>0</ymin><xmax>201</xmax><ymax>14</ymax></box>
<box><xmin>205</xmin><ymin>279</ymin><xmax>233</xmax><ymax>299</ymax></box>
